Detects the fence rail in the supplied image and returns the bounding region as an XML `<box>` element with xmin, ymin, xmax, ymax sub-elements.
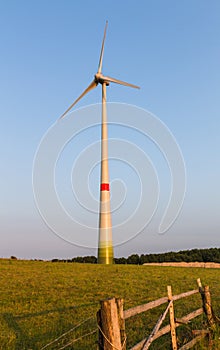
<box><xmin>124</xmin><ymin>288</ymin><xmax>199</xmax><ymax>320</ymax></box>
<box><xmin>97</xmin><ymin>278</ymin><xmax>216</xmax><ymax>350</ymax></box>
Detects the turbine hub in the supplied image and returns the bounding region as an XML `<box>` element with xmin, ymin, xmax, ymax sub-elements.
<box><xmin>94</xmin><ymin>73</ymin><xmax>109</xmax><ymax>85</ymax></box>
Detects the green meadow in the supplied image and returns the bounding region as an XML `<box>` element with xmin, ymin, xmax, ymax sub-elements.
<box><xmin>0</xmin><ymin>259</ymin><xmax>220</xmax><ymax>349</ymax></box>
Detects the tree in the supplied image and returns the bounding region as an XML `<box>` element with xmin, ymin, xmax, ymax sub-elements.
<box><xmin>127</xmin><ymin>254</ymin><xmax>140</xmax><ymax>265</ymax></box>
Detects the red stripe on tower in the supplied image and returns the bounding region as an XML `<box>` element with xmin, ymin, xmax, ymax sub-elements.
<box><xmin>100</xmin><ymin>183</ymin><xmax>110</xmax><ymax>191</ymax></box>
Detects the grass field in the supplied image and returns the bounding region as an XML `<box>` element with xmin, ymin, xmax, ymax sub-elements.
<box><xmin>0</xmin><ymin>259</ymin><xmax>220</xmax><ymax>349</ymax></box>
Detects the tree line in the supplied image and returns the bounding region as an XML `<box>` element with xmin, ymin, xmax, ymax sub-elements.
<box><xmin>51</xmin><ymin>248</ymin><xmax>220</xmax><ymax>264</ymax></box>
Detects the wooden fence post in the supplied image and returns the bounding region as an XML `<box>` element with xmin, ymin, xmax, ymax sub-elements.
<box><xmin>197</xmin><ymin>279</ymin><xmax>215</xmax><ymax>329</ymax></box>
<box><xmin>167</xmin><ymin>286</ymin><xmax>178</xmax><ymax>350</ymax></box>
<box><xmin>197</xmin><ymin>278</ymin><xmax>202</xmax><ymax>292</ymax></box>
<box><xmin>116</xmin><ymin>298</ymin><xmax>126</xmax><ymax>349</ymax></box>
<box><xmin>97</xmin><ymin>297</ymin><xmax>122</xmax><ymax>350</ymax></box>
<box><xmin>203</xmin><ymin>286</ymin><xmax>215</xmax><ymax>329</ymax></box>
<box><xmin>97</xmin><ymin>308</ymin><xmax>104</xmax><ymax>350</ymax></box>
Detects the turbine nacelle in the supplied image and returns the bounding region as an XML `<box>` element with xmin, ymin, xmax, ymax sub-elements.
<box><xmin>94</xmin><ymin>73</ymin><xmax>109</xmax><ymax>86</ymax></box>
<box><xmin>94</xmin><ymin>72</ymin><xmax>140</xmax><ymax>89</ymax></box>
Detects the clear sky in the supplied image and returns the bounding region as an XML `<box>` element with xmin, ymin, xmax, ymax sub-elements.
<box><xmin>1</xmin><ymin>0</ymin><xmax>219</xmax><ymax>259</ymax></box>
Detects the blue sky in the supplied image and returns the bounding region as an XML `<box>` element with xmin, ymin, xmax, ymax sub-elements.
<box><xmin>1</xmin><ymin>1</ymin><xmax>220</xmax><ymax>259</ymax></box>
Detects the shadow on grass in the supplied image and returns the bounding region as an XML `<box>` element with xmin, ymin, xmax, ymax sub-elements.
<box><xmin>14</xmin><ymin>301</ymin><xmax>97</xmax><ymax>320</ymax></box>
<box><xmin>3</xmin><ymin>313</ymin><xmax>30</xmax><ymax>350</ymax></box>
<box><xmin>2</xmin><ymin>302</ymin><xmax>98</xmax><ymax>349</ymax></box>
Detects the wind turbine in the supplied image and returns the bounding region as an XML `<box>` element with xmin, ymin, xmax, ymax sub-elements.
<box><xmin>60</xmin><ymin>21</ymin><xmax>140</xmax><ymax>264</ymax></box>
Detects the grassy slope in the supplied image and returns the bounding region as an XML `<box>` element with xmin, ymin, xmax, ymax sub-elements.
<box><xmin>0</xmin><ymin>259</ymin><xmax>220</xmax><ymax>349</ymax></box>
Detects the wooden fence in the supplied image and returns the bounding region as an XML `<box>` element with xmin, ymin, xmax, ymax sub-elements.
<box><xmin>97</xmin><ymin>278</ymin><xmax>216</xmax><ymax>350</ymax></box>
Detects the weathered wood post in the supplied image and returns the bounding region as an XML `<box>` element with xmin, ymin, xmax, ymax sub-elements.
<box><xmin>197</xmin><ymin>278</ymin><xmax>215</xmax><ymax>329</ymax></box>
<box><xmin>204</xmin><ymin>286</ymin><xmax>215</xmax><ymax>328</ymax></box>
<box><xmin>116</xmin><ymin>298</ymin><xmax>126</xmax><ymax>349</ymax></box>
<box><xmin>167</xmin><ymin>285</ymin><xmax>178</xmax><ymax>350</ymax></box>
<box><xmin>97</xmin><ymin>298</ymin><xmax>123</xmax><ymax>350</ymax></box>
<box><xmin>197</xmin><ymin>278</ymin><xmax>202</xmax><ymax>292</ymax></box>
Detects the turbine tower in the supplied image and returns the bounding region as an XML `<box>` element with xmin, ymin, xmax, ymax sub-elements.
<box><xmin>60</xmin><ymin>21</ymin><xmax>139</xmax><ymax>264</ymax></box>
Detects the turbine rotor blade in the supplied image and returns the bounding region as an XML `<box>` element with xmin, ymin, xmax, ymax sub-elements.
<box><xmin>59</xmin><ymin>80</ymin><xmax>97</xmax><ymax>119</ymax></box>
<box><xmin>102</xmin><ymin>75</ymin><xmax>140</xmax><ymax>89</ymax></box>
<box><xmin>97</xmin><ymin>21</ymin><xmax>108</xmax><ymax>74</ymax></box>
